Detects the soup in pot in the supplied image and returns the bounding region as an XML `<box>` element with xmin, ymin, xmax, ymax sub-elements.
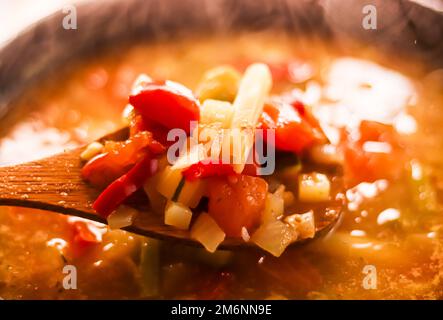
<box><xmin>1</xmin><ymin>33</ymin><xmax>443</xmax><ymax>299</ymax></box>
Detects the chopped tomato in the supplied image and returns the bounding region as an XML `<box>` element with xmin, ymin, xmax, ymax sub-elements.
<box><xmin>182</xmin><ymin>162</ymin><xmax>236</xmax><ymax>181</ymax></box>
<box><xmin>341</xmin><ymin>120</ymin><xmax>406</xmax><ymax>186</ymax></box>
<box><xmin>82</xmin><ymin>131</ymin><xmax>164</xmax><ymax>188</ymax></box>
<box><xmin>207</xmin><ymin>175</ymin><xmax>268</xmax><ymax>237</ymax></box>
<box><xmin>93</xmin><ymin>155</ymin><xmax>158</xmax><ymax>218</ymax></box>
<box><xmin>129</xmin><ymin>80</ymin><xmax>200</xmax><ymax>134</ymax></box>
<box><xmin>258</xmin><ymin>100</ymin><xmax>326</xmax><ymax>154</ymax></box>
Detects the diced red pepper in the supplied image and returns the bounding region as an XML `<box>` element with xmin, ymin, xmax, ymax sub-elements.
<box><xmin>130</xmin><ymin>114</ymin><xmax>176</xmax><ymax>147</ymax></box>
<box><xmin>129</xmin><ymin>80</ymin><xmax>200</xmax><ymax>134</ymax></box>
<box><xmin>258</xmin><ymin>100</ymin><xmax>327</xmax><ymax>154</ymax></box>
<box><xmin>207</xmin><ymin>175</ymin><xmax>268</xmax><ymax>237</ymax></box>
<box><xmin>82</xmin><ymin>131</ymin><xmax>164</xmax><ymax>188</ymax></box>
<box><xmin>182</xmin><ymin>161</ymin><xmax>237</xmax><ymax>181</ymax></box>
<box><xmin>93</xmin><ymin>155</ymin><xmax>158</xmax><ymax>218</ymax></box>
<box><xmin>67</xmin><ymin>220</ymin><xmax>103</xmax><ymax>258</ymax></box>
<box><xmin>71</xmin><ymin>220</ymin><xmax>101</xmax><ymax>246</ymax></box>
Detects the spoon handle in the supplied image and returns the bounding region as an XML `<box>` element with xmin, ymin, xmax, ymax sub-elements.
<box><xmin>0</xmin><ymin>147</ymin><xmax>104</xmax><ymax>222</ymax></box>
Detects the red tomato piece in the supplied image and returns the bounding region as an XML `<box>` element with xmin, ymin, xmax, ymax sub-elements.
<box><xmin>258</xmin><ymin>100</ymin><xmax>326</xmax><ymax>154</ymax></box>
<box><xmin>207</xmin><ymin>175</ymin><xmax>268</xmax><ymax>237</ymax></box>
<box><xmin>341</xmin><ymin>120</ymin><xmax>406</xmax><ymax>186</ymax></box>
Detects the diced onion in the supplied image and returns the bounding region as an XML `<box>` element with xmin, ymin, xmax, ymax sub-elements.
<box><xmin>200</xmin><ymin>99</ymin><xmax>233</xmax><ymax>128</ymax></box>
<box><xmin>170</xmin><ymin>143</ymin><xmax>206</xmax><ymax>170</ymax></box>
<box><xmin>164</xmin><ymin>201</ymin><xmax>193</xmax><ymax>230</ymax></box>
<box><xmin>80</xmin><ymin>142</ymin><xmax>104</xmax><ymax>161</ymax></box>
<box><xmin>177</xmin><ymin>178</ymin><xmax>206</xmax><ymax>208</ymax></box>
<box><xmin>143</xmin><ymin>173</ymin><xmax>167</xmax><ymax>215</ymax></box>
<box><xmin>107</xmin><ymin>205</ymin><xmax>138</xmax><ymax>229</ymax></box>
<box><xmin>261</xmin><ymin>191</ymin><xmax>284</xmax><ymax>223</ymax></box>
<box><xmin>298</xmin><ymin>172</ymin><xmax>330</xmax><ymax>202</ymax></box>
<box><xmin>285</xmin><ymin>210</ymin><xmax>315</xmax><ymax>239</ymax></box>
<box><xmin>130</xmin><ymin>74</ymin><xmax>153</xmax><ymax>94</ymax></box>
<box><xmin>156</xmin><ymin>166</ymin><xmax>183</xmax><ymax>199</ymax></box>
<box><xmin>251</xmin><ymin>220</ymin><xmax>295</xmax><ymax>257</ymax></box>
<box><xmin>191</xmin><ymin>213</ymin><xmax>226</xmax><ymax>253</ymax></box>
<box><xmin>121</xmin><ymin>104</ymin><xmax>135</xmax><ymax>126</ymax></box>
<box><xmin>241</xmin><ymin>227</ymin><xmax>251</xmax><ymax>242</ymax></box>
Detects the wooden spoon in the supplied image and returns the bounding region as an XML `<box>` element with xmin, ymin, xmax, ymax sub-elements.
<box><xmin>0</xmin><ymin>127</ymin><xmax>342</xmax><ymax>249</ymax></box>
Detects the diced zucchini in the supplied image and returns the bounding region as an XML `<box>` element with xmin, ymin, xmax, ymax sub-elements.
<box><xmin>251</xmin><ymin>220</ymin><xmax>295</xmax><ymax>257</ymax></box>
<box><xmin>191</xmin><ymin>213</ymin><xmax>226</xmax><ymax>253</ymax></box>
<box><xmin>200</xmin><ymin>99</ymin><xmax>234</xmax><ymax>128</ymax></box>
<box><xmin>164</xmin><ymin>201</ymin><xmax>193</xmax><ymax>230</ymax></box>
<box><xmin>196</xmin><ymin>65</ymin><xmax>241</xmax><ymax>102</ymax></box>
<box><xmin>298</xmin><ymin>172</ymin><xmax>330</xmax><ymax>202</ymax></box>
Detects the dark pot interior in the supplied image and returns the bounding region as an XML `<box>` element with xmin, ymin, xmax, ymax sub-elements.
<box><xmin>0</xmin><ymin>0</ymin><xmax>442</xmax><ymax>120</ymax></box>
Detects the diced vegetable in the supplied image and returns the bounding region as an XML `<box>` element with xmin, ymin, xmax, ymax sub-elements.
<box><xmin>80</xmin><ymin>142</ymin><xmax>104</xmax><ymax>161</ymax></box>
<box><xmin>176</xmin><ymin>178</ymin><xmax>207</xmax><ymax>208</ymax></box>
<box><xmin>259</xmin><ymin>100</ymin><xmax>327</xmax><ymax>154</ymax></box>
<box><xmin>200</xmin><ymin>99</ymin><xmax>234</xmax><ymax>128</ymax></box>
<box><xmin>122</xmin><ymin>104</ymin><xmax>135</xmax><ymax>126</ymax></box>
<box><xmin>130</xmin><ymin>74</ymin><xmax>153</xmax><ymax>95</ymax></box>
<box><xmin>143</xmin><ymin>172</ymin><xmax>167</xmax><ymax>215</ymax></box>
<box><xmin>156</xmin><ymin>165</ymin><xmax>183</xmax><ymax>200</ymax></box>
<box><xmin>171</xmin><ymin>142</ymin><xmax>206</xmax><ymax>171</ymax></box>
<box><xmin>341</xmin><ymin>120</ymin><xmax>405</xmax><ymax>186</ymax></box>
<box><xmin>164</xmin><ymin>201</ymin><xmax>193</xmax><ymax>230</ymax></box>
<box><xmin>129</xmin><ymin>80</ymin><xmax>200</xmax><ymax>134</ymax></box>
<box><xmin>93</xmin><ymin>156</ymin><xmax>158</xmax><ymax>218</ymax></box>
<box><xmin>107</xmin><ymin>205</ymin><xmax>138</xmax><ymax>229</ymax></box>
<box><xmin>261</xmin><ymin>190</ymin><xmax>284</xmax><ymax>223</ymax></box>
<box><xmin>298</xmin><ymin>172</ymin><xmax>330</xmax><ymax>202</ymax></box>
<box><xmin>207</xmin><ymin>175</ymin><xmax>268</xmax><ymax>237</ymax></box>
<box><xmin>196</xmin><ymin>65</ymin><xmax>241</xmax><ymax>102</ymax></box>
<box><xmin>251</xmin><ymin>220</ymin><xmax>295</xmax><ymax>257</ymax></box>
<box><xmin>191</xmin><ymin>213</ymin><xmax>226</xmax><ymax>252</ymax></box>
<box><xmin>82</xmin><ymin>131</ymin><xmax>164</xmax><ymax>188</ymax></box>
<box><xmin>285</xmin><ymin>210</ymin><xmax>315</xmax><ymax>239</ymax></box>
<box><xmin>182</xmin><ymin>161</ymin><xmax>236</xmax><ymax>182</ymax></box>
